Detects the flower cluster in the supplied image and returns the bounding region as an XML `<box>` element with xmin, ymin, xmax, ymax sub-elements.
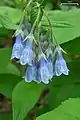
<box><xmin>11</xmin><ymin>29</ymin><xmax>69</xmax><ymax>84</ymax></box>
<box><xmin>11</xmin><ymin>5</ymin><xmax>70</xmax><ymax>85</ymax></box>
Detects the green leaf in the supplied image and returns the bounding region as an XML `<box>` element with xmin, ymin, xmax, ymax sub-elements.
<box><xmin>42</xmin><ymin>8</ymin><xmax>80</xmax><ymax>44</ymax></box>
<box><xmin>0</xmin><ymin>6</ymin><xmax>22</xmax><ymax>29</ymax></box>
<box><xmin>36</xmin><ymin>98</ymin><xmax>80</xmax><ymax>120</ymax></box>
<box><xmin>4</xmin><ymin>0</ymin><xmax>15</xmax><ymax>7</ymax></box>
<box><xmin>0</xmin><ymin>48</ymin><xmax>12</xmax><ymax>73</ymax></box>
<box><xmin>49</xmin><ymin>84</ymin><xmax>80</xmax><ymax>110</ymax></box>
<box><xmin>0</xmin><ymin>28</ymin><xmax>9</xmax><ymax>36</ymax></box>
<box><xmin>0</xmin><ymin>14</ymin><xmax>18</xmax><ymax>29</ymax></box>
<box><xmin>0</xmin><ymin>48</ymin><xmax>21</xmax><ymax>98</ymax></box>
<box><xmin>0</xmin><ymin>112</ymin><xmax>12</xmax><ymax>120</ymax></box>
<box><xmin>12</xmin><ymin>81</ymin><xmax>45</xmax><ymax>120</ymax></box>
<box><xmin>0</xmin><ymin>6</ymin><xmax>22</xmax><ymax>24</ymax></box>
<box><xmin>7</xmin><ymin>62</ymin><xmax>20</xmax><ymax>76</ymax></box>
<box><xmin>14</xmin><ymin>0</ymin><xmax>25</xmax><ymax>4</ymax></box>
<box><xmin>62</xmin><ymin>37</ymin><xmax>80</xmax><ymax>54</ymax></box>
<box><xmin>0</xmin><ymin>48</ymin><xmax>20</xmax><ymax>76</ymax></box>
<box><xmin>0</xmin><ymin>74</ymin><xmax>21</xmax><ymax>99</ymax></box>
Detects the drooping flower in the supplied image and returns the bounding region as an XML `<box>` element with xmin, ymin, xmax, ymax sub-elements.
<box><xmin>20</xmin><ymin>40</ymin><xmax>33</xmax><ymax>66</ymax></box>
<box><xmin>25</xmin><ymin>63</ymin><xmax>37</xmax><ymax>83</ymax></box>
<box><xmin>38</xmin><ymin>58</ymin><xmax>50</xmax><ymax>84</ymax></box>
<box><xmin>11</xmin><ymin>34</ymin><xmax>23</xmax><ymax>60</ymax></box>
<box><xmin>55</xmin><ymin>45</ymin><xmax>69</xmax><ymax>76</ymax></box>
<box><xmin>46</xmin><ymin>55</ymin><xmax>54</xmax><ymax>80</ymax></box>
<box><xmin>37</xmin><ymin>42</ymin><xmax>50</xmax><ymax>84</ymax></box>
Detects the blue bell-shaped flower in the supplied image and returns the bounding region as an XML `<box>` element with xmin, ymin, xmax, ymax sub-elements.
<box><xmin>20</xmin><ymin>40</ymin><xmax>33</xmax><ymax>66</ymax></box>
<box><xmin>25</xmin><ymin>63</ymin><xmax>37</xmax><ymax>83</ymax></box>
<box><xmin>38</xmin><ymin>58</ymin><xmax>50</xmax><ymax>84</ymax></box>
<box><xmin>11</xmin><ymin>34</ymin><xmax>23</xmax><ymax>60</ymax></box>
<box><xmin>55</xmin><ymin>46</ymin><xmax>69</xmax><ymax>76</ymax></box>
<box><xmin>46</xmin><ymin>56</ymin><xmax>54</xmax><ymax>79</ymax></box>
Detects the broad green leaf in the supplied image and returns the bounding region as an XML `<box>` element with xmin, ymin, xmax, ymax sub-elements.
<box><xmin>0</xmin><ymin>6</ymin><xmax>22</xmax><ymax>29</ymax></box>
<box><xmin>0</xmin><ymin>6</ymin><xmax>22</xmax><ymax>24</ymax></box>
<box><xmin>7</xmin><ymin>62</ymin><xmax>20</xmax><ymax>76</ymax></box>
<box><xmin>0</xmin><ymin>48</ymin><xmax>12</xmax><ymax>73</ymax></box>
<box><xmin>36</xmin><ymin>98</ymin><xmax>80</xmax><ymax>120</ymax></box>
<box><xmin>0</xmin><ymin>28</ymin><xmax>9</xmax><ymax>36</ymax></box>
<box><xmin>42</xmin><ymin>8</ymin><xmax>80</xmax><ymax>44</ymax></box>
<box><xmin>49</xmin><ymin>84</ymin><xmax>80</xmax><ymax>110</ymax></box>
<box><xmin>0</xmin><ymin>48</ymin><xmax>21</xmax><ymax>98</ymax></box>
<box><xmin>62</xmin><ymin>37</ymin><xmax>80</xmax><ymax>54</ymax></box>
<box><xmin>0</xmin><ymin>112</ymin><xmax>12</xmax><ymax>120</ymax></box>
<box><xmin>14</xmin><ymin>0</ymin><xmax>25</xmax><ymax>4</ymax></box>
<box><xmin>4</xmin><ymin>0</ymin><xmax>15</xmax><ymax>7</ymax></box>
<box><xmin>12</xmin><ymin>81</ymin><xmax>45</xmax><ymax>120</ymax></box>
<box><xmin>0</xmin><ymin>48</ymin><xmax>20</xmax><ymax>76</ymax></box>
<box><xmin>0</xmin><ymin>14</ymin><xmax>18</xmax><ymax>29</ymax></box>
<box><xmin>0</xmin><ymin>74</ymin><xmax>21</xmax><ymax>99</ymax></box>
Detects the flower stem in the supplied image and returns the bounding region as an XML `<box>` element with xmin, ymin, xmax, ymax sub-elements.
<box><xmin>20</xmin><ymin>0</ymin><xmax>34</xmax><ymax>26</ymax></box>
<box><xmin>31</xmin><ymin>7</ymin><xmax>41</xmax><ymax>33</ymax></box>
<box><xmin>14</xmin><ymin>0</ymin><xmax>34</xmax><ymax>37</ymax></box>
<box><xmin>42</xmin><ymin>9</ymin><xmax>59</xmax><ymax>46</ymax></box>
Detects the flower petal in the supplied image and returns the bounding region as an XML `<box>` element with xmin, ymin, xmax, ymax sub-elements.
<box><xmin>25</xmin><ymin>64</ymin><xmax>37</xmax><ymax>83</ymax></box>
<box><xmin>60</xmin><ymin>59</ymin><xmax>69</xmax><ymax>75</ymax></box>
<box><xmin>46</xmin><ymin>56</ymin><xmax>54</xmax><ymax>79</ymax></box>
<box><xmin>11</xmin><ymin>34</ymin><xmax>23</xmax><ymax>60</ymax></box>
<box><xmin>11</xmin><ymin>43</ymin><xmax>23</xmax><ymax>60</ymax></box>
<box><xmin>55</xmin><ymin>58</ymin><xmax>62</xmax><ymax>76</ymax></box>
<box><xmin>55</xmin><ymin>53</ymin><xmax>69</xmax><ymax>76</ymax></box>
<box><xmin>20</xmin><ymin>40</ymin><xmax>33</xmax><ymax>65</ymax></box>
<box><xmin>15</xmin><ymin>34</ymin><xmax>22</xmax><ymax>44</ymax></box>
<box><xmin>20</xmin><ymin>48</ymin><xmax>33</xmax><ymax>65</ymax></box>
<box><xmin>39</xmin><ymin>59</ymin><xmax>50</xmax><ymax>84</ymax></box>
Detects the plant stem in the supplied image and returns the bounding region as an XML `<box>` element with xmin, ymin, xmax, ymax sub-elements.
<box><xmin>25</xmin><ymin>0</ymin><xmax>34</xmax><ymax>11</ymax></box>
<box><xmin>31</xmin><ymin>7</ymin><xmax>41</xmax><ymax>33</ymax></box>
<box><xmin>20</xmin><ymin>0</ymin><xmax>34</xmax><ymax>26</ymax></box>
<box><xmin>42</xmin><ymin>9</ymin><xmax>59</xmax><ymax>46</ymax></box>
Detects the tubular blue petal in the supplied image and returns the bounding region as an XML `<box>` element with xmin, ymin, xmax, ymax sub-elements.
<box><xmin>11</xmin><ymin>34</ymin><xmax>23</xmax><ymax>60</ymax></box>
<box><xmin>55</xmin><ymin>53</ymin><xmax>69</xmax><ymax>76</ymax></box>
<box><xmin>39</xmin><ymin>59</ymin><xmax>50</xmax><ymax>84</ymax></box>
<box><xmin>20</xmin><ymin>40</ymin><xmax>33</xmax><ymax>65</ymax></box>
<box><xmin>46</xmin><ymin>56</ymin><xmax>54</xmax><ymax>79</ymax></box>
<box><xmin>20</xmin><ymin>48</ymin><xmax>33</xmax><ymax>65</ymax></box>
<box><xmin>55</xmin><ymin>58</ymin><xmax>62</xmax><ymax>76</ymax></box>
<box><xmin>59</xmin><ymin>55</ymin><xmax>69</xmax><ymax>75</ymax></box>
<box><xmin>25</xmin><ymin>63</ymin><xmax>37</xmax><ymax>83</ymax></box>
<box><xmin>25</xmin><ymin>40</ymin><xmax>32</xmax><ymax>48</ymax></box>
<box><xmin>15</xmin><ymin>34</ymin><xmax>22</xmax><ymax>44</ymax></box>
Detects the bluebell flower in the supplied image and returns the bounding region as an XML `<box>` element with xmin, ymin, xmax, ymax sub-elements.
<box><xmin>20</xmin><ymin>40</ymin><xmax>33</xmax><ymax>66</ymax></box>
<box><xmin>25</xmin><ymin>63</ymin><xmax>37</xmax><ymax>83</ymax></box>
<box><xmin>55</xmin><ymin>46</ymin><xmax>69</xmax><ymax>76</ymax></box>
<box><xmin>38</xmin><ymin>58</ymin><xmax>50</xmax><ymax>84</ymax></box>
<box><xmin>46</xmin><ymin>56</ymin><xmax>54</xmax><ymax>79</ymax></box>
<box><xmin>11</xmin><ymin>34</ymin><xmax>23</xmax><ymax>60</ymax></box>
